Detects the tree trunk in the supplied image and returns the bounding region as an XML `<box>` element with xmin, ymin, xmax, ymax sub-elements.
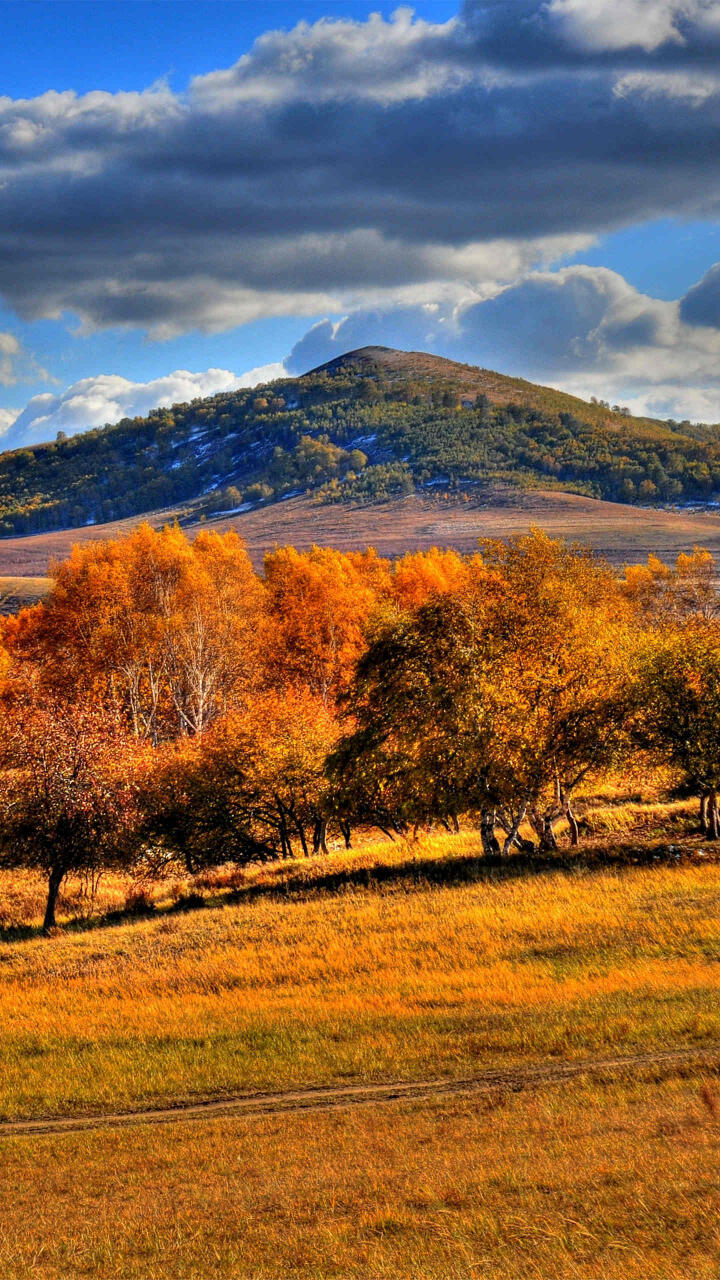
<box><xmin>294</xmin><ymin>820</ymin><xmax>309</xmax><ymax>858</ymax></box>
<box><xmin>278</xmin><ymin>815</ymin><xmax>294</xmax><ymax>859</ymax></box>
<box><xmin>339</xmin><ymin>819</ymin><xmax>352</xmax><ymax>850</ymax></box>
<box><xmin>708</xmin><ymin>790</ymin><xmax>719</xmax><ymax>840</ymax></box>
<box><xmin>312</xmin><ymin>818</ymin><xmax>329</xmax><ymax>856</ymax></box>
<box><xmin>701</xmin><ymin>791</ymin><xmax>709</xmax><ymax>835</ymax></box>
<box><xmin>565</xmin><ymin>801</ymin><xmax>580</xmax><ymax>848</ymax></box>
<box><xmin>531</xmin><ymin>810</ymin><xmax>558</xmax><ymax>853</ymax></box>
<box><xmin>501</xmin><ymin>805</ymin><xmax>527</xmax><ymax>857</ymax></box>
<box><xmin>43</xmin><ymin>864</ymin><xmax>65</xmax><ymax>934</ymax></box>
<box><xmin>480</xmin><ymin>808</ymin><xmax>501</xmax><ymax>857</ymax></box>
<box><xmin>541</xmin><ymin>817</ymin><xmax>558</xmax><ymax>852</ymax></box>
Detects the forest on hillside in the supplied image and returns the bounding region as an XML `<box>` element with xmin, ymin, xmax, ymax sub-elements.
<box><xmin>2</xmin><ymin>362</ymin><xmax>720</xmax><ymax>535</ymax></box>
<box><xmin>1</xmin><ymin>524</ymin><xmax>720</xmax><ymax>930</ymax></box>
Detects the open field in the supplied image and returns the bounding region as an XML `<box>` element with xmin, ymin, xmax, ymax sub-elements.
<box><xmin>1</xmin><ymin>1075</ymin><xmax>719</xmax><ymax>1279</ymax></box>
<box><xmin>4</xmin><ymin>488</ymin><xmax>720</xmax><ymax>582</ymax></box>
<box><xmin>3</xmin><ymin>816</ymin><xmax>720</xmax><ymax>1277</ymax></box>
<box><xmin>0</xmin><ymin>575</ymin><xmax>53</xmax><ymax>614</ymax></box>
<box><xmin>1</xmin><ymin>823</ymin><xmax>720</xmax><ymax>1124</ymax></box>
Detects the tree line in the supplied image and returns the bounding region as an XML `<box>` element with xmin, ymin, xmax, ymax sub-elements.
<box><xmin>0</xmin><ymin>523</ymin><xmax>718</xmax><ymax>931</ymax></box>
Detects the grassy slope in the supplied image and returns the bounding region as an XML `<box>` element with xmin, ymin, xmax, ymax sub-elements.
<box><xmin>1</xmin><ymin>825</ymin><xmax>719</xmax><ymax>1122</ymax></box>
<box><xmin>2</xmin><ymin>1078</ymin><xmax>719</xmax><ymax>1280</ymax></box>
<box><xmin>6</xmin><ymin>487</ymin><xmax>720</xmax><ymax>582</ymax></box>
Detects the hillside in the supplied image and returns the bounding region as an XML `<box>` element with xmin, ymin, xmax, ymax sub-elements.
<box><xmin>7</xmin><ymin>490</ymin><xmax>720</xmax><ymax>585</ymax></box>
<box><xmin>1</xmin><ymin>346</ymin><xmax>720</xmax><ymax>537</ymax></box>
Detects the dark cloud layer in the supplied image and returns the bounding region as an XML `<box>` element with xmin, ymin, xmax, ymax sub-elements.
<box><xmin>461</xmin><ymin>0</ymin><xmax>720</xmax><ymax>69</ymax></box>
<box><xmin>0</xmin><ymin>3</ymin><xmax>720</xmax><ymax>335</ymax></box>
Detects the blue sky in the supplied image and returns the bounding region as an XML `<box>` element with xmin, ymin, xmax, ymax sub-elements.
<box><xmin>3</xmin><ymin>0</ymin><xmax>720</xmax><ymax>445</ymax></box>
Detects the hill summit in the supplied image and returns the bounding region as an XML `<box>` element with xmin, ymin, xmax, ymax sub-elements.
<box><xmin>0</xmin><ymin>346</ymin><xmax>718</xmax><ymax>537</ymax></box>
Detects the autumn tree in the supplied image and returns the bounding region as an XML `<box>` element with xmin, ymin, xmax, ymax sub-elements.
<box><xmin>622</xmin><ymin>548</ymin><xmax>719</xmax><ymax>625</ymax></box>
<box><xmin>640</xmin><ymin>623</ymin><xmax>720</xmax><ymax>838</ymax></box>
<box><xmin>262</xmin><ymin>546</ymin><xmax>390</xmax><ymax>704</ymax></box>
<box><xmin>0</xmin><ymin>691</ymin><xmax>142</xmax><ymax>931</ymax></box>
<box><xmin>4</xmin><ymin>523</ymin><xmax>264</xmax><ymax>741</ymax></box>
<box><xmin>331</xmin><ymin>532</ymin><xmax>635</xmax><ymax>853</ymax></box>
<box><xmin>478</xmin><ymin>530</ymin><xmax>636</xmax><ymax>848</ymax></box>
<box><xmin>328</xmin><ymin>592</ymin><xmax>501</xmax><ymax>845</ymax></box>
<box><xmin>144</xmin><ymin>690</ymin><xmax>339</xmax><ymax>868</ymax></box>
<box><xmin>390</xmin><ymin>547</ymin><xmax>472</xmax><ymax>611</ymax></box>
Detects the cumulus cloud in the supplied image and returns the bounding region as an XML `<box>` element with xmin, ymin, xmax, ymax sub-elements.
<box><xmin>0</xmin><ymin>406</ymin><xmax>18</xmax><ymax>434</ymax></box>
<box><xmin>0</xmin><ymin>5</ymin><xmax>719</xmax><ymax>336</ymax></box>
<box><xmin>192</xmin><ymin>8</ymin><xmax>465</xmax><ymax>106</ymax></box>
<box><xmin>0</xmin><ymin>332</ymin><xmax>20</xmax><ymax>385</ymax></box>
<box><xmin>462</xmin><ymin>0</ymin><xmax>720</xmax><ymax>65</ymax></box>
<box><xmin>1</xmin><ymin>362</ymin><xmax>284</xmax><ymax>450</ymax></box>
<box><xmin>287</xmin><ymin>263</ymin><xmax>720</xmax><ymax>422</ymax></box>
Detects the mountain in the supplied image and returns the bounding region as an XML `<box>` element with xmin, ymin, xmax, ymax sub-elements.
<box><xmin>0</xmin><ymin>346</ymin><xmax>719</xmax><ymax>537</ymax></box>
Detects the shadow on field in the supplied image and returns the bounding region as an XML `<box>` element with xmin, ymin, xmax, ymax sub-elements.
<box><xmin>220</xmin><ymin>837</ymin><xmax>718</xmax><ymax>909</ymax></box>
<box><xmin>2</xmin><ymin>834</ymin><xmax>717</xmax><ymax>945</ymax></box>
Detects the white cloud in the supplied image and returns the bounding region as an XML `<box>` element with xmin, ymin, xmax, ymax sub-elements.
<box><xmin>1</xmin><ymin>363</ymin><xmax>285</xmax><ymax>450</ymax></box>
<box><xmin>548</xmin><ymin>0</ymin><xmax>693</xmax><ymax>52</ymax></box>
<box><xmin>0</xmin><ymin>332</ymin><xmax>20</xmax><ymax>385</ymax></box>
<box><xmin>288</xmin><ymin>263</ymin><xmax>720</xmax><ymax>422</ymax></box>
<box><xmin>0</xmin><ymin>406</ymin><xmax>18</xmax><ymax>434</ymax></box>
<box><xmin>192</xmin><ymin>9</ymin><xmax>465</xmax><ymax>107</ymax></box>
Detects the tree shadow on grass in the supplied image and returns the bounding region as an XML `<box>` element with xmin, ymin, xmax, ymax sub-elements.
<box><xmin>219</xmin><ymin>836</ymin><xmax>718</xmax><ymax>910</ymax></box>
<box><xmin>1</xmin><ymin>833</ymin><xmax>716</xmax><ymax>946</ymax></box>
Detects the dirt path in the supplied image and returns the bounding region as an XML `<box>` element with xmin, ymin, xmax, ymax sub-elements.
<box><xmin>2</xmin><ymin>1043</ymin><xmax>719</xmax><ymax>1140</ymax></box>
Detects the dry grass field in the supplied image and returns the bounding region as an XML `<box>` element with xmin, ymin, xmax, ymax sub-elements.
<box><xmin>1</xmin><ymin>1075</ymin><xmax>719</xmax><ymax>1280</ymax></box>
<box><xmin>3</xmin><ymin>488</ymin><xmax>720</xmax><ymax>585</ymax></box>
<box><xmin>2</xmin><ymin>814</ymin><xmax>720</xmax><ymax>1276</ymax></box>
<box><xmin>1</xmin><ymin>821</ymin><xmax>719</xmax><ymax>1124</ymax></box>
<box><xmin>0</xmin><ymin>575</ymin><xmax>52</xmax><ymax>614</ymax></box>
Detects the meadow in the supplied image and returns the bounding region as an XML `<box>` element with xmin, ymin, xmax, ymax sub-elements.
<box><xmin>1</xmin><ymin>820</ymin><xmax>719</xmax><ymax>1124</ymax></box>
<box><xmin>1</xmin><ymin>820</ymin><xmax>720</xmax><ymax>1278</ymax></box>
<box><xmin>3</xmin><ymin>486</ymin><xmax>720</xmax><ymax>578</ymax></box>
<box><xmin>1</xmin><ymin>524</ymin><xmax>719</xmax><ymax>1278</ymax></box>
<box><xmin>2</xmin><ymin>1075</ymin><xmax>719</xmax><ymax>1280</ymax></box>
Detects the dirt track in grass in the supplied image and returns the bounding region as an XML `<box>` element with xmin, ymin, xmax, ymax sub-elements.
<box><xmin>3</xmin><ymin>1042</ymin><xmax>719</xmax><ymax>1140</ymax></box>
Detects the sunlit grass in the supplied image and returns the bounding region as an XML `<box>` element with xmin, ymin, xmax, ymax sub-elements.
<box><xmin>0</xmin><ymin>822</ymin><xmax>719</xmax><ymax>1120</ymax></box>
<box><xmin>1</xmin><ymin>1075</ymin><xmax>719</xmax><ymax>1279</ymax></box>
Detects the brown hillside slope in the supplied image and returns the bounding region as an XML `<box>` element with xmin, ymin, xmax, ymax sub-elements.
<box><xmin>3</xmin><ymin>489</ymin><xmax>720</xmax><ymax>588</ymax></box>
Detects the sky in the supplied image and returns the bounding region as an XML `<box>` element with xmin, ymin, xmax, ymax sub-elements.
<box><xmin>3</xmin><ymin>0</ymin><xmax>720</xmax><ymax>447</ymax></box>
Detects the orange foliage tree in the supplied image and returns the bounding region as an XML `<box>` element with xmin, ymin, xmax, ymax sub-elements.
<box><xmin>143</xmin><ymin>689</ymin><xmax>339</xmax><ymax>868</ymax></box>
<box><xmin>0</xmin><ymin>688</ymin><xmax>143</xmax><ymax>930</ymax></box>
<box><xmin>4</xmin><ymin>524</ymin><xmax>264</xmax><ymax>741</ymax></box>
<box><xmin>390</xmin><ymin>547</ymin><xmax>473</xmax><ymax>611</ymax></box>
<box><xmin>262</xmin><ymin>545</ymin><xmax>390</xmax><ymax>704</ymax></box>
<box><xmin>622</xmin><ymin>548</ymin><xmax>719</xmax><ymax>624</ymax></box>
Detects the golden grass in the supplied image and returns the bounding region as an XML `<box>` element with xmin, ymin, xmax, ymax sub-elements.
<box><xmin>1</xmin><ymin>1075</ymin><xmax>719</xmax><ymax>1279</ymax></box>
<box><xmin>0</xmin><ymin>574</ymin><xmax>52</xmax><ymax>614</ymax></box>
<box><xmin>1</xmin><ymin>826</ymin><xmax>719</xmax><ymax>1120</ymax></box>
